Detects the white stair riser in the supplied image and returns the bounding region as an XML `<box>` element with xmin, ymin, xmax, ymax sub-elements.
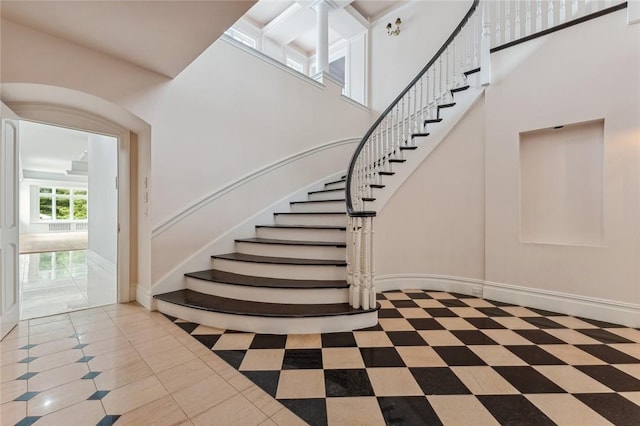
<box><xmin>156</xmin><ymin>300</ymin><xmax>378</xmax><ymax>334</ymax></box>
<box><xmin>275</xmin><ymin>214</ymin><xmax>346</xmax><ymax>227</ymax></box>
<box><xmin>324</xmin><ymin>182</ymin><xmax>346</xmax><ymax>190</ymax></box>
<box><xmin>186</xmin><ymin>277</ymin><xmax>349</xmax><ymax>304</ymax></box>
<box><xmin>236</xmin><ymin>241</ymin><xmax>345</xmax><ymax>260</ymax></box>
<box><xmin>290</xmin><ymin>201</ymin><xmax>346</xmax><ymax>213</ymax></box>
<box><xmin>256</xmin><ymin>227</ymin><xmax>346</xmax><ymax>242</ymax></box>
<box><xmin>308</xmin><ymin>190</ymin><xmax>345</xmax><ymax>201</ymax></box>
<box><xmin>213</xmin><ymin>258</ymin><xmax>345</xmax><ymax>280</ymax></box>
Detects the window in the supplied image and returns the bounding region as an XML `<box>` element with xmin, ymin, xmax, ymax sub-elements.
<box><xmin>39</xmin><ymin>187</ymin><xmax>88</xmax><ymax>221</ymax></box>
<box><xmin>224</xmin><ymin>28</ymin><xmax>257</xmax><ymax>49</ymax></box>
<box><xmin>285</xmin><ymin>58</ymin><xmax>304</xmax><ymax>73</ymax></box>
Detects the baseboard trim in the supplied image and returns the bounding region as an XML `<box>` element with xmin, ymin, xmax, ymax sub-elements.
<box><xmin>483</xmin><ymin>280</ymin><xmax>640</xmax><ymax>329</ymax></box>
<box><xmin>376</xmin><ymin>274</ymin><xmax>484</xmax><ymax>296</ymax></box>
<box><xmin>136</xmin><ymin>285</ymin><xmax>154</xmax><ymax>311</ymax></box>
<box><xmin>376</xmin><ymin>274</ymin><xmax>640</xmax><ymax>328</ymax></box>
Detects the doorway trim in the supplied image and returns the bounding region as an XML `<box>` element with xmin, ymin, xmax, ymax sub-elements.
<box><xmin>11</xmin><ymin>102</ymin><xmax>132</xmax><ymax>303</ymax></box>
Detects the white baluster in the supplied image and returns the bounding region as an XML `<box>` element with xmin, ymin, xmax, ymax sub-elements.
<box><xmin>572</xmin><ymin>0</ymin><xmax>579</xmax><ymax>17</ymax></box>
<box><xmin>559</xmin><ymin>0</ymin><xmax>567</xmax><ymax>22</ymax></box>
<box><xmin>526</xmin><ymin>0</ymin><xmax>532</xmax><ymax>35</ymax></box>
<box><xmin>473</xmin><ymin>10</ymin><xmax>480</xmax><ymax>69</ymax></box>
<box><xmin>369</xmin><ymin>216</ymin><xmax>376</xmax><ymax>309</ymax></box>
<box><xmin>505</xmin><ymin>0</ymin><xmax>511</xmax><ymax>43</ymax></box>
<box><xmin>445</xmin><ymin>48</ymin><xmax>450</xmax><ymax>101</ymax></box>
<box><xmin>346</xmin><ymin>215</ymin><xmax>353</xmax><ymax>306</ymax></box>
<box><xmin>419</xmin><ymin>77</ymin><xmax>424</xmax><ymax>132</ymax></box>
<box><xmin>548</xmin><ymin>0</ymin><xmax>554</xmax><ymax>28</ymax></box>
<box><xmin>495</xmin><ymin>0</ymin><xmax>502</xmax><ymax>46</ymax></box>
<box><xmin>465</xmin><ymin>24</ymin><xmax>471</xmax><ymax>73</ymax></box>
<box><xmin>481</xmin><ymin>0</ymin><xmax>492</xmax><ymax>85</ymax></box>
<box><xmin>351</xmin><ymin>217</ymin><xmax>361</xmax><ymax>309</ymax></box>
<box><xmin>361</xmin><ymin>218</ymin><xmax>371</xmax><ymax>310</ymax></box>
<box><xmin>515</xmin><ymin>1</ymin><xmax>522</xmax><ymax>40</ymax></box>
<box><xmin>536</xmin><ymin>0</ymin><xmax>543</xmax><ymax>31</ymax></box>
<box><xmin>585</xmin><ymin>0</ymin><xmax>592</xmax><ymax>14</ymax></box>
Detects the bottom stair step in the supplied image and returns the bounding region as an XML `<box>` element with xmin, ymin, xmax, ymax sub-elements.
<box><xmin>155</xmin><ymin>289</ymin><xmax>379</xmax><ymax>334</ymax></box>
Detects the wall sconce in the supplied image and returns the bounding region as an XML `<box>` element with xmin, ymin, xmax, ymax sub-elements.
<box><xmin>386</xmin><ymin>18</ymin><xmax>401</xmax><ymax>36</ymax></box>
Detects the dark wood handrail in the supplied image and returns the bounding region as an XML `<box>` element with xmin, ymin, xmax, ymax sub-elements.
<box><xmin>346</xmin><ymin>0</ymin><xmax>480</xmax><ymax>217</ymax></box>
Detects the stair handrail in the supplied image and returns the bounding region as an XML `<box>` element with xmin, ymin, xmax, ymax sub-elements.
<box><xmin>344</xmin><ymin>0</ymin><xmax>482</xmax><ymax>311</ymax></box>
<box><xmin>345</xmin><ymin>0</ymin><xmax>481</xmax><ymax>218</ymax></box>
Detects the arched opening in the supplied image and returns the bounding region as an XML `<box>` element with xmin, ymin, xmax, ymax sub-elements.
<box><xmin>2</xmin><ymin>83</ymin><xmax>153</xmax><ymax>309</ymax></box>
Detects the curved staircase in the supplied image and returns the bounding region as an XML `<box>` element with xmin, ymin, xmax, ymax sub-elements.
<box><xmin>154</xmin><ymin>176</ymin><xmax>379</xmax><ymax>334</ymax></box>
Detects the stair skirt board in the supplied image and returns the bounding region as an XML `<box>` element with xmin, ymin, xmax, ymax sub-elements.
<box><xmin>156</xmin><ymin>300</ymin><xmax>378</xmax><ymax>334</ymax></box>
<box><xmin>289</xmin><ymin>201</ymin><xmax>346</xmax><ymax>213</ymax></box>
<box><xmin>274</xmin><ymin>213</ymin><xmax>346</xmax><ymax>226</ymax></box>
<box><xmin>255</xmin><ymin>226</ymin><xmax>346</xmax><ymax>242</ymax></box>
<box><xmin>186</xmin><ymin>277</ymin><xmax>349</xmax><ymax>304</ymax></box>
<box><xmin>235</xmin><ymin>241</ymin><xmax>345</xmax><ymax>260</ymax></box>
<box><xmin>308</xmin><ymin>190</ymin><xmax>345</xmax><ymax>201</ymax></box>
<box><xmin>213</xmin><ymin>258</ymin><xmax>346</xmax><ymax>280</ymax></box>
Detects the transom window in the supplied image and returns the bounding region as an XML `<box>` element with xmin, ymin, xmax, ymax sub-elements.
<box><xmin>39</xmin><ymin>187</ymin><xmax>88</xmax><ymax>221</ymax></box>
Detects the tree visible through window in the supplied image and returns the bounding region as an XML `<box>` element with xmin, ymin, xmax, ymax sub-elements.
<box><xmin>39</xmin><ymin>187</ymin><xmax>88</xmax><ymax>221</ymax></box>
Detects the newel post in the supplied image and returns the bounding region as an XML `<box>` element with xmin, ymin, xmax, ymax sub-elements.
<box><xmin>480</xmin><ymin>0</ymin><xmax>492</xmax><ymax>86</ymax></box>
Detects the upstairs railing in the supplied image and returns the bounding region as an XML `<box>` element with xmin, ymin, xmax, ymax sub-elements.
<box><xmin>345</xmin><ymin>0</ymin><xmax>627</xmax><ymax>310</ymax></box>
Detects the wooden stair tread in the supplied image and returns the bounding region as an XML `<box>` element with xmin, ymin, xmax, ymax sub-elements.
<box><xmin>155</xmin><ymin>290</ymin><xmax>378</xmax><ymax>318</ymax></box>
<box><xmin>185</xmin><ymin>269</ymin><xmax>348</xmax><ymax>289</ymax></box>
<box><xmin>308</xmin><ymin>188</ymin><xmax>345</xmax><ymax>194</ymax></box>
<box><xmin>255</xmin><ymin>224</ymin><xmax>346</xmax><ymax>230</ymax></box>
<box><xmin>236</xmin><ymin>237</ymin><xmax>345</xmax><ymax>247</ymax></box>
<box><xmin>290</xmin><ymin>199</ymin><xmax>345</xmax><ymax>204</ymax></box>
<box><xmin>212</xmin><ymin>252</ymin><xmax>346</xmax><ymax>266</ymax></box>
<box><xmin>275</xmin><ymin>211</ymin><xmax>345</xmax><ymax>215</ymax></box>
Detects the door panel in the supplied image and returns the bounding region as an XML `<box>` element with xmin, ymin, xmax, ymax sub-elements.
<box><xmin>1</xmin><ymin>108</ymin><xmax>20</xmax><ymax>340</ymax></box>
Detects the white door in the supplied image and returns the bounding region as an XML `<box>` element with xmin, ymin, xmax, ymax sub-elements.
<box><xmin>0</xmin><ymin>104</ymin><xmax>20</xmax><ymax>339</ymax></box>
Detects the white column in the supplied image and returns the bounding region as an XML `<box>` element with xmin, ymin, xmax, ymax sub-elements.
<box><xmin>315</xmin><ymin>0</ymin><xmax>330</xmax><ymax>76</ymax></box>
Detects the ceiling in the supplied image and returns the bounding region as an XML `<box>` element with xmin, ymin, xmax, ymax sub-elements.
<box><xmin>20</xmin><ymin>121</ymin><xmax>91</xmax><ymax>179</ymax></box>
<box><xmin>0</xmin><ymin>0</ymin><xmax>257</xmax><ymax>78</ymax></box>
<box><xmin>243</xmin><ymin>0</ymin><xmax>406</xmax><ymax>54</ymax></box>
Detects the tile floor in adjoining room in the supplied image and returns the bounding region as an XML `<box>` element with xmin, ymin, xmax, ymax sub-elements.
<box><xmin>20</xmin><ymin>250</ymin><xmax>116</xmax><ymax>320</ymax></box>
<box><xmin>1</xmin><ymin>290</ymin><xmax>639</xmax><ymax>426</ymax></box>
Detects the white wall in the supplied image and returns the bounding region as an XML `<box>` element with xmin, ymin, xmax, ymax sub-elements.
<box><xmin>484</xmin><ymin>10</ymin><xmax>640</xmax><ymax>307</ymax></box>
<box><xmin>369</xmin><ymin>0</ymin><xmax>473</xmax><ymax>113</ymax></box>
<box><xmin>87</xmin><ymin>135</ymin><xmax>118</xmax><ymax>265</ymax></box>
<box><xmin>1</xmin><ymin>19</ymin><xmax>372</xmax><ymax>292</ymax></box>
<box><xmin>375</xmin><ymin>98</ymin><xmax>485</xmax><ymax>284</ymax></box>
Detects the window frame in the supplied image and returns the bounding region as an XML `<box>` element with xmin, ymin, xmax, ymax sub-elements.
<box><xmin>37</xmin><ymin>185</ymin><xmax>88</xmax><ymax>222</ymax></box>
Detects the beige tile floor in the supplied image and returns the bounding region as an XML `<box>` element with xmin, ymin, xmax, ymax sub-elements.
<box><xmin>0</xmin><ymin>303</ymin><xmax>304</xmax><ymax>426</ymax></box>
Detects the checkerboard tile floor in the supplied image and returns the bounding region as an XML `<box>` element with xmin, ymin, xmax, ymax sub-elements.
<box><xmin>169</xmin><ymin>290</ymin><xmax>640</xmax><ymax>426</ymax></box>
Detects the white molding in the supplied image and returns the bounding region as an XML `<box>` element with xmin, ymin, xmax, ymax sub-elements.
<box><xmin>136</xmin><ymin>283</ymin><xmax>154</xmax><ymax>311</ymax></box>
<box><xmin>376</xmin><ymin>273</ymin><xmax>484</xmax><ymax>296</ymax></box>
<box><xmin>376</xmin><ymin>273</ymin><xmax>640</xmax><ymax>328</ymax></box>
<box><xmin>483</xmin><ymin>280</ymin><xmax>640</xmax><ymax>329</ymax></box>
<box><xmin>151</xmin><ymin>138</ymin><xmax>359</xmax><ymax>238</ymax></box>
<box><xmin>156</xmin><ymin>300</ymin><xmax>377</xmax><ymax>334</ymax></box>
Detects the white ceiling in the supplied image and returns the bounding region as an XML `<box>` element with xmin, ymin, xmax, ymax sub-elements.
<box><xmin>20</xmin><ymin>121</ymin><xmax>89</xmax><ymax>176</ymax></box>
<box><xmin>243</xmin><ymin>0</ymin><xmax>405</xmax><ymax>55</ymax></box>
<box><xmin>1</xmin><ymin>0</ymin><xmax>257</xmax><ymax>78</ymax></box>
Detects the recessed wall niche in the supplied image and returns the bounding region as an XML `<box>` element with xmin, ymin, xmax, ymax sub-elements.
<box><xmin>519</xmin><ymin>119</ymin><xmax>604</xmax><ymax>246</ymax></box>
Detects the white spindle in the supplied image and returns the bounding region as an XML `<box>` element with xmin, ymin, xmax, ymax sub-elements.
<box><xmin>495</xmin><ymin>1</ymin><xmax>502</xmax><ymax>46</ymax></box>
<box><xmin>480</xmin><ymin>0</ymin><xmax>492</xmax><ymax>85</ymax></box>
<box><xmin>361</xmin><ymin>218</ymin><xmax>371</xmax><ymax>310</ymax></box>
<box><xmin>474</xmin><ymin>10</ymin><xmax>480</xmax><ymax>68</ymax></box>
<box><xmin>585</xmin><ymin>0</ymin><xmax>592</xmax><ymax>14</ymax></box>
<box><xmin>505</xmin><ymin>0</ymin><xmax>511</xmax><ymax>43</ymax></box>
<box><xmin>419</xmin><ymin>77</ymin><xmax>424</xmax><ymax>132</ymax></box>
<box><xmin>559</xmin><ymin>0</ymin><xmax>567</xmax><ymax>23</ymax></box>
<box><xmin>548</xmin><ymin>1</ymin><xmax>554</xmax><ymax>28</ymax></box>
<box><xmin>572</xmin><ymin>0</ymin><xmax>579</xmax><ymax>17</ymax></box>
<box><xmin>445</xmin><ymin>48</ymin><xmax>450</xmax><ymax>101</ymax></box>
<box><xmin>536</xmin><ymin>0</ymin><xmax>543</xmax><ymax>32</ymax></box>
<box><xmin>515</xmin><ymin>1</ymin><xmax>522</xmax><ymax>40</ymax></box>
<box><xmin>526</xmin><ymin>0</ymin><xmax>532</xmax><ymax>35</ymax></box>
